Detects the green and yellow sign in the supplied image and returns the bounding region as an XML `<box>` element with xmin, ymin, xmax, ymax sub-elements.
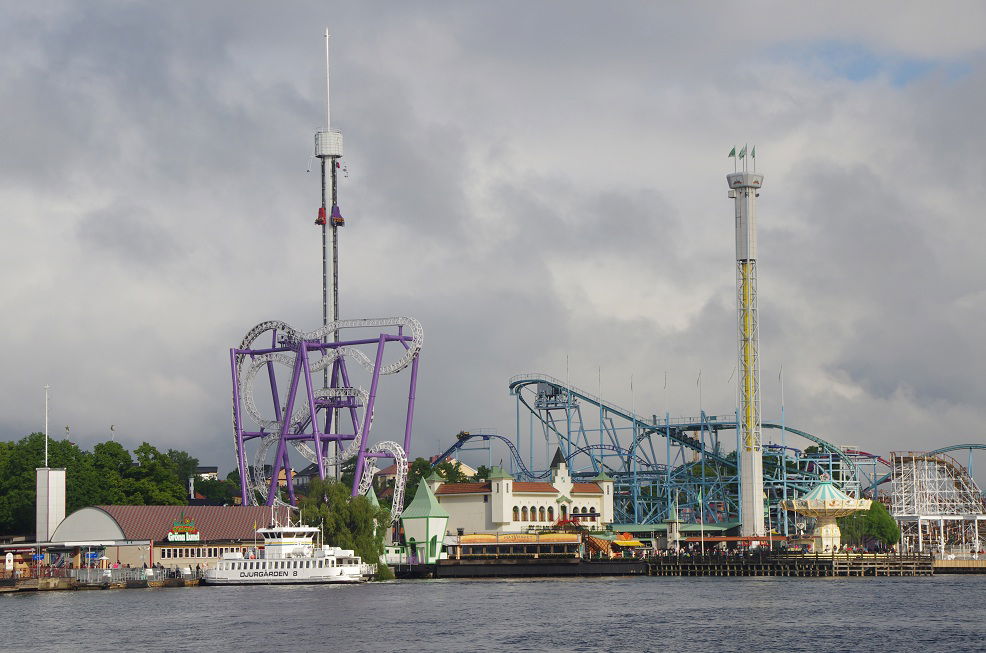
<box><xmin>166</xmin><ymin>512</ymin><xmax>201</xmax><ymax>542</ymax></box>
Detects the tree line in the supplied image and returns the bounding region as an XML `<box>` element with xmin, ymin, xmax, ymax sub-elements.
<box><xmin>0</xmin><ymin>432</ymin><xmax>239</xmax><ymax>535</ymax></box>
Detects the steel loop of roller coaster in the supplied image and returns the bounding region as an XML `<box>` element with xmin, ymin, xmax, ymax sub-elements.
<box><xmin>507</xmin><ymin>373</ymin><xmax>856</xmax><ymax>472</ymax></box>
<box><xmin>431</xmin><ymin>434</ymin><xmax>661</xmax><ymax>480</ymax></box>
<box><xmin>232</xmin><ymin>317</ymin><xmax>421</xmax><ymax>507</ymax></box>
<box><xmin>502</xmin><ymin>373</ymin><xmax>874</xmax><ymax>526</ymax></box>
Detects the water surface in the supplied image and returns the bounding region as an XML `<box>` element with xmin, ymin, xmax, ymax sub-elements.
<box><xmin>3</xmin><ymin>575</ymin><xmax>984</xmax><ymax>652</ymax></box>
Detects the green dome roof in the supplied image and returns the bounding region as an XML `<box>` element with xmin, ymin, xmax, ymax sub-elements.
<box><xmin>802</xmin><ymin>480</ymin><xmax>854</xmax><ymax>502</ymax></box>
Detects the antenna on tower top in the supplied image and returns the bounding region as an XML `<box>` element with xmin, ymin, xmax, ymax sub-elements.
<box><xmin>324</xmin><ymin>28</ymin><xmax>331</xmax><ymax>131</ymax></box>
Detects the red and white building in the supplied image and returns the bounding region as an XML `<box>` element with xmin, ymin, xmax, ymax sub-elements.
<box><xmin>426</xmin><ymin>450</ymin><xmax>614</xmax><ymax>535</ymax></box>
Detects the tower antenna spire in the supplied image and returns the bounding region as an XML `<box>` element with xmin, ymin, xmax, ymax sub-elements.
<box><xmin>325</xmin><ymin>28</ymin><xmax>331</xmax><ymax>131</ymax></box>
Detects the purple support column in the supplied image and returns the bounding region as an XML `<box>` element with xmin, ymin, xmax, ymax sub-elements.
<box><xmin>351</xmin><ymin>334</ymin><xmax>387</xmax><ymax>496</ymax></box>
<box><xmin>282</xmin><ymin>446</ymin><xmax>296</xmax><ymax>505</ymax></box>
<box><xmin>402</xmin><ymin>354</ymin><xmax>420</xmax><ymax>454</ymax></box>
<box><xmin>230</xmin><ymin>349</ymin><xmax>250</xmax><ymax>504</ymax></box>
<box><xmin>300</xmin><ymin>342</ymin><xmax>326</xmax><ymax>481</ymax></box>
<box><xmin>322</xmin><ymin>356</ymin><xmax>342</xmax><ymax>459</ymax></box>
<box><xmin>338</xmin><ymin>357</ymin><xmax>362</xmax><ymax>446</ymax></box>
<box><xmin>267</xmin><ymin>351</ymin><xmax>305</xmax><ymax>505</ymax></box>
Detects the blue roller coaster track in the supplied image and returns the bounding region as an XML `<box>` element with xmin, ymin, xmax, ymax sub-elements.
<box><xmin>429</xmin><ymin>374</ymin><xmax>982</xmax><ymax>535</ymax></box>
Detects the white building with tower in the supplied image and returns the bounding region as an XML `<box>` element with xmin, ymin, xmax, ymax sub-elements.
<box><xmin>426</xmin><ymin>449</ymin><xmax>614</xmax><ymax>535</ymax></box>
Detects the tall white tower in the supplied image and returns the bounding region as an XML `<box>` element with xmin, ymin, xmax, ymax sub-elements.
<box><xmin>727</xmin><ymin>151</ymin><xmax>765</xmax><ymax>537</ymax></box>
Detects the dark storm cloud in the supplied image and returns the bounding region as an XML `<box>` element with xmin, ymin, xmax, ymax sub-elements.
<box><xmin>2</xmin><ymin>1</ymin><xmax>985</xmax><ymax>475</ymax></box>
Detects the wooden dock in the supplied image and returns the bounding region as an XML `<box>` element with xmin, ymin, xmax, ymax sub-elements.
<box><xmin>933</xmin><ymin>558</ymin><xmax>986</xmax><ymax>574</ymax></box>
<box><xmin>646</xmin><ymin>552</ymin><xmax>934</xmax><ymax>577</ymax></box>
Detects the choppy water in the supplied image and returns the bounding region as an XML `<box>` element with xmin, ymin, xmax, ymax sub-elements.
<box><xmin>3</xmin><ymin>575</ymin><xmax>985</xmax><ymax>652</ymax></box>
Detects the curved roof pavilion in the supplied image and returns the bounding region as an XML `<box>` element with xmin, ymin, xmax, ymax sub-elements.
<box><xmin>780</xmin><ymin>477</ymin><xmax>871</xmax><ymax>552</ymax></box>
<box><xmin>51</xmin><ymin>505</ymin><xmax>292</xmax><ymax>545</ymax></box>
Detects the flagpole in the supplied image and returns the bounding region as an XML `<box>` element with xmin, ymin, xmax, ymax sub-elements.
<box><xmin>767</xmin><ymin>495</ymin><xmax>773</xmax><ymax>551</ymax></box>
<box><xmin>697</xmin><ymin>369</ymin><xmax>702</xmax><ymax>416</ymax></box>
<box><xmin>43</xmin><ymin>384</ymin><xmax>50</xmax><ymax>468</ymax></box>
<box><xmin>780</xmin><ymin>364</ymin><xmax>788</xmax><ymax>537</ymax></box>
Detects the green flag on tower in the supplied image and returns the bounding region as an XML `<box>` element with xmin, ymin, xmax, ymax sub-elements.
<box><xmin>727</xmin><ymin>147</ymin><xmax>736</xmax><ymax>158</ymax></box>
<box><xmin>738</xmin><ymin>144</ymin><xmax>747</xmax><ymax>159</ymax></box>
<box><xmin>751</xmin><ymin>146</ymin><xmax>756</xmax><ymax>158</ymax></box>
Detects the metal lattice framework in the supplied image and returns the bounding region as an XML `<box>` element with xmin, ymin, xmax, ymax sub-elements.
<box><xmin>230</xmin><ymin>317</ymin><xmax>422</xmax><ymax>512</ymax></box>
<box><xmin>890</xmin><ymin>450</ymin><xmax>986</xmax><ymax>554</ymax></box>
<box><xmin>506</xmin><ymin>372</ymin><xmax>859</xmax><ymax>533</ymax></box>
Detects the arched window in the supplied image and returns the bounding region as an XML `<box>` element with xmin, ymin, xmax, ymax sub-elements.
<box><xmin>513</xmin><ymin>506</ymin><xmax>520</xmax><ymax>521</ymax></box>
<box><xmin>561</xmin><ymin>505</ymin><xmax>567</xmax><ymax>520</ymax></box>
<box><xmin>521</xmin><ymin>507</ymin><xmax>528</xmax><ymax>521</ymax></box>
<box><xmin>547</xmin><ymin>506</ymin><xmax>554</xmax><ymax>521</ymax></box>
<box><xmin>531</xmin><ymin>506</ymin><xmax>538</xmax><ymax>521</ymax></box>
<box><xmin>539</xmin><ymin>507</ymin><xmax>546</xmax><ymax>521</ymax></box>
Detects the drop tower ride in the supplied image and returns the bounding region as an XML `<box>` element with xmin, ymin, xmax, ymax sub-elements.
<box><xmin>315</xmin><ymin>30</ymin><xmax>345</xmax><ymax>479</ymax></box>
<box><xmin>727</xmin><ymin>149</ymin><xmax>765</xmax><ymax>537</ymax></box>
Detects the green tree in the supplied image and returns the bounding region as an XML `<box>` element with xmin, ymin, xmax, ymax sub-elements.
<box><xmin>298</xmin><ymin>478</ymin><xmax>394</xmax><ymax>580</ymax></box>
<box><xmin>838</xmin><ymin>500</ymin><xmax>900</xmax><ymax>547</ymax></box>
<box><xmin>166</xmin><ymin>449</ymin><xmax>199</xmax><ymax>484</ymax></box>
<box><xmin>402</xmin><ymin>457</ymin><xmax>433</xmax><ymax>504</ymax></box>
<box><xmin>0</xmin><ymin>434</ymin><xmax>205</xmax><ymax>536</ymax></box>
<box><xmin>0</xmin><ymin>433</ymin><xmax>111</xmax><ymax>534</ymax></box>
<box><xmin>473</xmin><ymin>465</ymin><xmax>491</xmax><ymax>481</ymax></box>
<box><xmin>436</xmin><ymin>460</ymin><xmax>467</xmax><ymax>483</ymax></box>
<box><xmin>195</xmin><ymin>477</ymin><xmax>238</xmax><ymax>504</ymax></box>
<box><xmin>124</xmin><ymin>442</ymin><xmax>187</xmax><ymax>505</ymax></box>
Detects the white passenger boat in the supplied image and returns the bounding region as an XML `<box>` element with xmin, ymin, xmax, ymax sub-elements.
<box><xmin>203</xmin><ymin>523</ymin><xmax>372</xmax><ymax>585</ymax></box>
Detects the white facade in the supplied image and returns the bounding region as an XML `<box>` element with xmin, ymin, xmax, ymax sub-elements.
<box><xmin>433</xmin><ymin>458</ymin><xmax>614</xmax><ymax>535</ymax></box>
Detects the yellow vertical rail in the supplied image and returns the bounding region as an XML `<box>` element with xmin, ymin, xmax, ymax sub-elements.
<box><xmin>740</xmin><ymin>260</ymin><xmax>755</xmax><ymax>451</ymax></box>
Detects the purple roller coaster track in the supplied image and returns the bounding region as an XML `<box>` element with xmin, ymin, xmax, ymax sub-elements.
<box><xmin>230</xmin><ymin>317</ymin><xmax>422</xmax><ymax>515</ymax></box>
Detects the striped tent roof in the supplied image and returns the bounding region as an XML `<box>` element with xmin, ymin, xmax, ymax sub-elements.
<box><xmin>801</xmin><ymin>481</ymin><xmax>854</xmax><ymax>503</ymax></box>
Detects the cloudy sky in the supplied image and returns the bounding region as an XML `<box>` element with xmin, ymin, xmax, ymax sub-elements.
<box><xmin>3</xmin><ymin>1</ymin><xmax>985</xmax><ymax>479</ymax></box>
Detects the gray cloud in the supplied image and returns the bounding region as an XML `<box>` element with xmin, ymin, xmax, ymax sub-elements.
<box><xmin>2</xmin><ymin>1</ymin><xmax>985</xmax><ymax>482</ymax></box>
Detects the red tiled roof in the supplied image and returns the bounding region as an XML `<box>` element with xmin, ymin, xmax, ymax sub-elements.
<box><xmin>513</xmin><ymin>482</ymin><xmax>558</xmax><ymax>494</ymax></box>
<box><xmin>435</xmin><ymin>483</ymin><xmax>491</xmax><ymax>495</ymax></box>
<box><xmin>572</xmin><ymin>482</ymin><xmax>603</xmax><ymax>494</ymax></box>
<box><xmin>96</xmin><ymin>505</ymin><xmax>292</xmax><ymax>542</ymax></box>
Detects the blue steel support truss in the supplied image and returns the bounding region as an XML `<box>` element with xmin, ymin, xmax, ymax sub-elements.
<box><xmin>505</xmin><ymin>373</ymin><xmax>862</xmax><ymax>533</ymax></box>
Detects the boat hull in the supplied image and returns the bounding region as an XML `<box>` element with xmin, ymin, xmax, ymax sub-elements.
<box><xmin>201</xmin><ymin>576</ymin><xmax>364</xmax><ymax>585</ymax></box>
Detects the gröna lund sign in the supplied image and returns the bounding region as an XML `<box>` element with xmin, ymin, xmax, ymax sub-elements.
<box><xmin>166</xmin><ymin>512</ymin><xmax>201</xmax><ymax>542</ymax></box>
